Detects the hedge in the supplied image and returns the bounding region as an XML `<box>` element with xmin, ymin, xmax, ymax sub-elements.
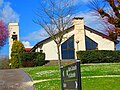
<box><xmin>19</xmin><ymin>52</ymin><xmax>45</xmax><ymax>67</ymax></box>
<box><xmin>77</xmin><ymin>50</ymin><xmax>120</xmax><ymax>63</ymax></box>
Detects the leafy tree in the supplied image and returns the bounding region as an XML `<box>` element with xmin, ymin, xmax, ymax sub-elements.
<box><xmin>10</xmin><ymin>40</ymin><xmax>25</xmax><ymax>68</ymax></box>
<box><xmin>88</xmin><ymin>0</ymin><xmax>120</xmax><ymax>42</ymax></box>
<box><xmin>34</xmin><ymin>0</ymin><xmax>77</xmax><ymax>67</ymax></box>
<box><xmin>0</xmin><ymin>20</ymin><xmax>8</xmax><ymax>49</ymax></box>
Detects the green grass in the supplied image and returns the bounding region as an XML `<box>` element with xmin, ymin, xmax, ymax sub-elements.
<box><xmin>81</xmin><ymin>63</ymin><xmax>120</xmax><ymax>76</ymax></box>
<box><xmin>23</xmin><ymin>63</ymin><xmax>120</xmax><ymax>80</ymax></box>
<box><xmin>23</xmin><ymin>66</ymin><xmax>60</xmax><ymax>80</ymax></box>
<box><xmin>34</xmin><ymin>77</ymin><xmax>120</xmax><ymax>90</ymax></box>
<box><xmin>23</xmin><ymin>63</ymin><xmax>120</xmax><ymax>90</ymax></box>
<box><xmin>82</xmin><ymin>77</ymin><xmax>120</xmax><ymax>90</ymax></box>
<box><xmin>34</xmin><ymin>80</ymin><xmax>61</xmax><ymax>90</ymax></box>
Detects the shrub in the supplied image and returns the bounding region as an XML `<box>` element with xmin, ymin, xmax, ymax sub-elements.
<box><xmin>77</xmin><ymin>50</ymin><xmax>120</xmax><ymax>63</ymax></box>
<box><xmin>11</xmin><ymin>40</ymin><xmax>25</xmax><ymax>68</ymax></box>
<box><xmin>20</xmin><ymin>52</ymin><xmax>45</xmax><ymax>67</ymax></box>
<box><xmin>34</xmin><ymin>53</ymin><xmax>46</xmax><ymax>66</ymax></box>
<box><xmin>22</xmin><ymin>61</ymin><xmax>34</xmax><ymax>67</ymax></box>
<box><xmin>0</xmin><ymin>57</ymin><xmax>9</xmax><ymax>69</ymax></box>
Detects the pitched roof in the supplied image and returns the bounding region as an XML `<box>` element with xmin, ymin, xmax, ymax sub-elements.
<box><xmin>30</xmin><ymin>26</ymin><xmax>74</xmax><ymax>52</ymax></box>
<box><xmin>30</xmin><ymin>25</ymin><xmax>119</xmax><ymax>52</ymax></box>
<box><xmin>84</xmin><ymin>25</ymin><xmax>119</xmax><ymax>44</ymax></box>
<box><xmin>24</xmin><ymin>48</ymin><xmax>32</xmax><ymax>52</ymax></box>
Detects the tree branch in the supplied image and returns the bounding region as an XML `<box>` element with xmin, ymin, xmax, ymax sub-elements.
<box><xmin>107</xmin><ymin>0</ymin><xmax>120</xmax><ymax>18</ymax></box>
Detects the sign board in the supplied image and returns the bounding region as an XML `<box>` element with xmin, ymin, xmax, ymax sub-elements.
<box><xmin>64</xmin><ymin>80</ymin><xmax>77</xmax><ymax>89</ymax></box>
<box><xmin>62</xmin><ymin>63</ymin><xmax>77</xmax><ymax>80</ymax></box>
<box><xmin>60</xmin><ymin>60</ymin><xmax>82</xmax><ymax>90</ymax></box>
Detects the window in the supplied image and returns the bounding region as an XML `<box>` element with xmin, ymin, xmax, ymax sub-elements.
<box><xmin>85</xmin><ymin>36</ymin><xmax>98</xmax><ymax>50</ymax></box>
<box><xmin>61</xmin><ymin>35</ymin><xmax>75</xmax><ymax>59</ymax></box>
<box><xmin>12</xmin><ymin>35</ymin><xmax>17</xmax><ymax>41</ymax></box>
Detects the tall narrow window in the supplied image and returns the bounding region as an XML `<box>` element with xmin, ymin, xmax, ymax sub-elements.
<box><xmin>85</xmin><ymin>36</ymin><xmax>98</xmax><ymax>50</ymax></box>
<box><xmin>61</xmin><ymin>35</ymin><xmax>75</xmax><ymax>59</ymax></box>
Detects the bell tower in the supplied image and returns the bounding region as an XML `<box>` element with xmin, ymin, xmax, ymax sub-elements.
<box><xmin>8</xmin><ymin>23</ymin><xmax>19</xmax><ymax>59</ymax></box>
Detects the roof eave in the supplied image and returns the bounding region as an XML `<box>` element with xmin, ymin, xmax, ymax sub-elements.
<box><xmin>30</xmin><ymin>25</ymin><xmax>74</xmax><ymax>52</ymax></box>
<box><xmin>84</xmin><ymin>25</ymin><xmax>119</xmax><ymax>43</ymax></box>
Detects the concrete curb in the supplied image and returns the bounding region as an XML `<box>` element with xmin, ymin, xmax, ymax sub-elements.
<box><xmin>20</xmin><ymin>68</ymin><xmax>35</xmax><ymax>90</ymax></box>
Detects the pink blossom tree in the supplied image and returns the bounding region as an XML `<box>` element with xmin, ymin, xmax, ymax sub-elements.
<box><xmin>0</xmin><ymin>20</ymin><xmax>8</xmax><ymax>49</ymax></box>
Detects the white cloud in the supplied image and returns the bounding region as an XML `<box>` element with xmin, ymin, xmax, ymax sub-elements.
<box><xmin>22</xmin><ymin>29</ymin><xmax>48</xmax><ymax>41</ymax></box>
<box><xmin>0</xmin><ymin>1</ymin><xmax>19</xmax><ymax>24</ymax></box>
<box><xmin>22</xmin><ymin>41</ymin><xmax>33</xmax><ymax>48</ymax></box>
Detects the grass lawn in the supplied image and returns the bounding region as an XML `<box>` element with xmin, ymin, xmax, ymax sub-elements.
<box><xmin>34</xmin><ymin>80</ymin><xmax>61</xmax><ymax>90</ymax></box>
<box><xmin>34</xmin><ymin>77</ymin><xmax>120</xmax><ymax>90</ymax></box>
<box><xmin>82</xmin><ymin>77</ymin><xmax>120</xmax><ymax>90</ymax></box>
<box><xmin>81</xmin><ymin>63</ymin><xmax>120</xmax><ymax>76</ymax></box>
<box><xmin>23</xmin><ymin>63</ymin><xmax>120</xmax><ymax>90</ymax></box>
<box><xmin>23</xmin><ymin>66</ymin><xmax>60</xmax><ymax>80</ymax></box>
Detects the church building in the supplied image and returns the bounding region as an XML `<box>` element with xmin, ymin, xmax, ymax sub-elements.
<box><xmin>27</xmin><ymin>17</ymin><xmax>118</xmax><ymax>60</ymax></box>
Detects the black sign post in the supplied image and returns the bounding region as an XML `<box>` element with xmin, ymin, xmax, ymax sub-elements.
<box><xmin>76</xmin><ymin>60</ymin><xmax>82</xmax><ymax>90</ymax></box>
<box><xmin>60</xmin><ymin>65</ymin><xmax>64</xmax><ymax>90</ymax></box>
<box><xmin>60</xmin><ymin>60</ymin><xmax>82</xmax><ymax>90</ymax></box>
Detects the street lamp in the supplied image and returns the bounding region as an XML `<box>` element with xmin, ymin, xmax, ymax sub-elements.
<box><xmin>76</xmin><ymin>40</ymin><xmax>79</xmax><ymax>51</ymax></box>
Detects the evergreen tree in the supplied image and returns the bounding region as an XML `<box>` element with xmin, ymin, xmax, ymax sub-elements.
<box><xmin>11</xmin><ymin>40</ymin><xmax>25</xmax><ymax>68</ymax></box>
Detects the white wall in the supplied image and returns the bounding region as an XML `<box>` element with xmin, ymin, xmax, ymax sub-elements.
<box><xmin>35</xmin><ymin>28</ymin><xmax>74</xmax><ymax>60</ymax></box>
<box><xmin>85</xmin><ymin>29</ymin><xmax>115</xmax><ymax>50</ymax></box>
<box><xmin>42</xmin><ymin>40</ymin><xmax>58</xmax><ymax>60</ymax></box>
<box><xmin>37</xmin><ymin>28</ymin><xmax>115</xmax><ymax>60</ymax></box>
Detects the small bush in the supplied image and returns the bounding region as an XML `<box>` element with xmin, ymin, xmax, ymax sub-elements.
<box><xmin>22</xmin><ymin>61</ymin><xmax>34</xmax><ymax>67</ymax></box>
<box><xmin>20</xmin><ymin>52</ymin><xmax>45</xmax><ymax>67</ymax></box>
<box><xmin>77</xmin><ymin>50</ymin><xmax>120</xmax><ymax>63</ymax></box>
<box><xmin>0</xmin><ymin>57</ymin><xmax>9</xmax><ymax>69</ymax></box>
<box><xmin>34</xmin><ymin>54</ymin><xmax>46</xmax><ymax>66</ymax></box>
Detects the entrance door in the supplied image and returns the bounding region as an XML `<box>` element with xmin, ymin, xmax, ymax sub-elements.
<box><xmin>61</xmin><ymin>35</ymin><xmax>75</xmax><ymax>59</ymax></box>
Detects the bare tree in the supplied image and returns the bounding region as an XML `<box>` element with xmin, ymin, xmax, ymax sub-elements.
<box><xmin>34</xmin><ymin>0</ymin><xmax>77</xmax><ymax>67</ymax></box>
<box><xmin>88</xmin><ymin>0</ymin><xmax>120</xmax><ymax>42</ymax></box>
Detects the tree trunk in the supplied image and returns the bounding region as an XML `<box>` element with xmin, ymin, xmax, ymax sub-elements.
<box><xmin>57</xmin><ymin>45</ymin><xmax>61</xmax><ymax>67</ymax></box>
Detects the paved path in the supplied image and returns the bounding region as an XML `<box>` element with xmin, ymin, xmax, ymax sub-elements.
<box><xmin>33</xmin><ymin>75</ymin><xmax>120</xmax><ymax>83</ymax></box>
<box><xmin>0</xmin><ymin>69</ymin><xmax>34</xmax><ymax>90</ymax></box>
